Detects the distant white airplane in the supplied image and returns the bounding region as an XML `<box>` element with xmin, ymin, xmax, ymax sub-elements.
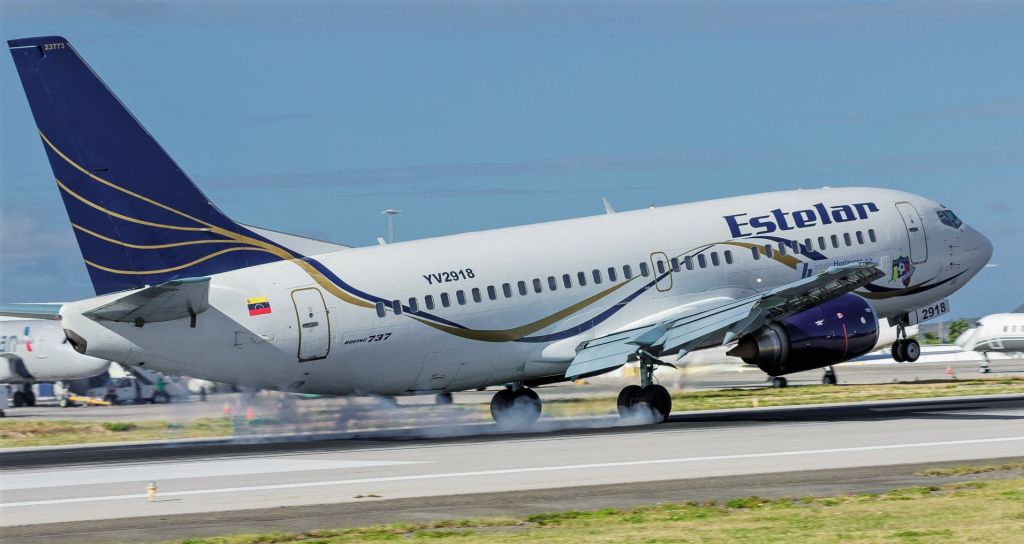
<box><xmin>0</xmin><ymin>317</ymin><xmax>110</xmax><ymax>407</ymax></box>
<box><xmin>3</xmin><ymin>36</ymin><xmax>993</xmax><ymax>426</ymax></box>
<box><xmin>955</xmin><ymin>312</ymin><xmax>1024</xmax><ymax>373</ymax></box>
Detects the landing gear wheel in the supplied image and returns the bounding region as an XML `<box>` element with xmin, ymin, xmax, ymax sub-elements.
<box><xmin>771</xmin><ymin>376</ymin><xmax>788</xmax><ymax>388</ymax></box>
<box><xmin>12</xmin><ymin>391</ymin><xmax>27</xmax><ymax>408</ymax></box>
<box><xmin>616</xmin><ymin>385</ymin><xmax>643</xmax><ymax>418</ymax></box>
<box><xmin>822</xmin><ymin>367</ymin><xmax>837</xmax><ymax>385</ymax></box>
<box><xmin>25</xmin><ymin>391</ymin><xmax>36</xmax><ymax>406</ymax></box>
<box><xmin>489</xmin><ymin>387</ymin><xmax>542</xmax><ymax>428</ymax></box>
<box><xmin>902</xmin><ymin>339</ymin><xmax>920</xmax><ymax>362</ymax></box>
<box><xmin>891</xmin><ymin>341</ymin><xmax>906</xmax><ymax>363</ymax></box>
<box><xmin>435</xmin><ymin>392</ymin><xmax>454</xmax><ymax>405</ymax></box>
<box><xmin>636</xmin><ymin>384</ymin><xmax>672</xmax><ymax>423</ymax></box>
<box><xmin>59</xmin><ymin>397</ymin><xmax>72</xmax><ymax>408</ymax></box>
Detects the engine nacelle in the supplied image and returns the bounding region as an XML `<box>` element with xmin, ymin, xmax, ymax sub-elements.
<box><xmin>727</xmin><ymin>293</ymin><xmax>879</xmax><ymax>375</ymax></box>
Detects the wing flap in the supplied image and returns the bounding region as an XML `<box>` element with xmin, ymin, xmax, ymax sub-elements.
<box><xmin>83</xmin><ymin>277</ymin><xmax>210</xmax><ymax>323</ymax></box>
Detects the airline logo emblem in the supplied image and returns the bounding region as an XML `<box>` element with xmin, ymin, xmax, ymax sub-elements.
<box><xmin>247</xmin><ymin>297</ymin><xmax>272</xmax><ymax>316</ymax></box>
<box><xmin>892</xmin><ymin>256</ymin><xmax>914</xmax><ymax>287</ymax></box>
<box><xmin>23</xmin><ymin>327</ymin><xmax>33</xmax><ymax>352</ymax></box>
<box><xmin>724</xmin><ymin>202</ymin><xmax>880</xmax><ymax>238</ymax></box>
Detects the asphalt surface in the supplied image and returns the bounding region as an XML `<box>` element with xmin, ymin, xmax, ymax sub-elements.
<box><xmin>2</xmin><ymin>394</ymin><xmax>1022</xmax><ymax>543</ymax></box>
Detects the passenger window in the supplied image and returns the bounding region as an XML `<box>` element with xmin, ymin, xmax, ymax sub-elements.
<box><xmin>593</xmin><ymin>269</ymin><xmax>603</xmax><ymax>284</ymax></box>
<box><xmin>724</xmin><ymin>250</ymin><xmax>733</xmax><ymax>265</ymax></box>
<box><xmin>697</xmin><ymin>254</ymin><xmax>707</xmax><ymax>268</ymax></box>
<box><xmin>868</xmin><ymin>229</ymin><xmax>877</xmax><ymax>243</ymax></box>
<box><xmin>656</xmin><ymin>260</ymin><xmax>665</xmax><ymax>274</ymax></box>
<box><xmin>684</xmin><ymin>256</ymin><xmax>694</xmax><ymax>270</ymax></box>
<box><xmin>547</xmin><ymin>276</ymin><xmax>558</xmax><ymax>291</ymax></box>
<box><xmin>750</xmin><ymin>247</ymin><xmax>760</xmax><ymax>260</ymax></box>
<box><xmin>425</xmin><ymin>295</ymin><xmax>435</xmax><ymax>310</ymax></box>
<box><xmin>670</xmin><ymin>257</ymin><xmax>680</xmax><ymax>272</ymax></box>
<box><xmin>639</xmin><ymin>262</ymin><xmax>650</xmax><ymax>277</ymax></box>
<box><xmin>803</xmin><ymin>239</ymin><xmax>812</xmax><ymax>253</ymax></box>
<box><xmin>623</xmin><ymin>265</ymin><xmax>633</xmax><ymax>279</ymax></box>
<box><xmin>777</xmin><ymin>243</ymin><xmax>787</xmax><ymax>256</ymax></box>
<box><xmin>456</xmin><ymin>290</ymin><xmax>467</xmax><ymax>305</ymax></box>
<box><xmin>408</xmin><ymin>297</ymin><xmax>419</xmax><ymax>313</ymax></box>
<box><xmin>563</xmin><ymin>274</ymin><xmax>573</xmax><ymax>288</ymax></box>
<box><xmin>502</xmin><ymin>283</ymin><xmax>513</xmax><ymax>298</ymax></box>
<box><xmin>831</xmin><ymin>235</ymin><xmax>839</xmax><ymax>249</ymax></box>
<box><xmin>607</xmin><ymin>267</ymin><xmax>618</xmax><ymax>282</ymax></box>
<box><xmin>710</xmin><ymin>252</ymin><xmax>720</xmax><ymax>266</ymax></box>
<box><xmin>577</xmin><ymin>271</ymin><xmax>588</xmax><ymax>286</ymax></box>
<box><xmin>487</xmin><ymin>285</ymin><xmax>497</xmax><ymax>300</ymax></box>
<box><xmin>765</xmin><ymin>245</ymin><xmax>774</xmax><ymax>258</ymax></box>
<box><xmin>518</xmin><ymin>281</ymin><xmax>528</xmax><ymax>296</ymax></box>
<box><xmin>441</xmin><ymin>293</ymin><xmax>451</xmax><ymax>307</ymax></box>
<box><xmin>818</xmin><ymin>236</ymin><xmax>827</xmax><ymax>251</ymax></box>
<box><xmin>375</xmin><ymin>302</ymin><xmax>386</xmax><ymax>318</ymax></box>
<box><xmin>856</xmin><ymin>231</ymin><xmax>865</xmax><ymax>245</ymax></box>
<box><xmin>392</xmin><ymin>300</ymin><xmax>402</xmax><ymax>315</ymax></box>
<box><xmin>843</xmin><ymin>233</ymin><xmax>852</xmax><ymax>246</ymax></box>
<box><xmin>533</xmin><ymin>278</ymin><xmax>543</xmax><ymax>293</ymax></box>
<box><xmin>471</xmin><ymin>288</ymin><xmax>482</xmax><ymax>303</ymax></box>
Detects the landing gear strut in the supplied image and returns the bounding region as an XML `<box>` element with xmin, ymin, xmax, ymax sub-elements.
<box><xmin>615</xmin><ymin>350</ymin><xmax>672</xmax><ymax>423</ymax></box>
<box><xmin>489</xmin><ymin>385</ymin><xmax>541</xmax><ymax>428</ymax></box>
<box><xmin>821</xmin><ymin>366</ymin><xmax>837</xmax><ymax>385</ymax></box>
<box><xmin>890</xmin><ymin>323</ymin><xmax>920</xmax><ymax>363</ymax></box>
<box><xmin>980</xmin><ymin>352</ymin><xmax>991</xmax><ymax>374</ymax></box>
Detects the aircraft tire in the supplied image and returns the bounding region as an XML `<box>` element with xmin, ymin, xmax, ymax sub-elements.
<box><xmin>822</xmin><ymin>372</ymin><xmax>837</xmax><ymax>385</ymax></box>
<box><xmin>902</xmin><ymin>339</ymin><xmax>920</xmax><ymax>362</ymax></box>
<box><xmin>490</xmin><ymin>388</ymin><xmax>541</xmax><ymax>428</ymax></box>
<box><xmin>616</xmin><ymin>385</ymin><xmax>643</xmax><ymax>418</ymax></box>
<box><xmin>771</xmin><ymin>376</ymin><xmax>788</xmax><ymax>388</ymax></box>
<box><xmin>637</xmin><ymin>384</ymin><xmax>672</xmax><ymax>423</ymax></box>
<box><xmin>25</xmin><ymin>391</ymin><xmax>36</xmax><ymax>407</ymax></box>
<box><xmin>12</xmin><ymin>391</ymin><xmax>26</xmax><ymax>408</ymax></box>
<box><xmin>435</xmin><ymin>392</ymin><xmax>453</xmax><ymax>405</ymax></box>
<box><xmin>891</xmin><ymin>341</ymin><xmax>906</xmax><ymax>363</ymax></box>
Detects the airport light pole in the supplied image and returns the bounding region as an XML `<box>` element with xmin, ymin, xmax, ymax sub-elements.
<box><xmin>382</xmin><ymin>209</ymin><xmax>401</xmax><ymax>243</ymax></box>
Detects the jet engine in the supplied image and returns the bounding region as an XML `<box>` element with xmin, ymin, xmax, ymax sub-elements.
<box><xmin>726</xmin><ymin>293</ymin><xmax>879</xmax><ymax>375</ymax></box>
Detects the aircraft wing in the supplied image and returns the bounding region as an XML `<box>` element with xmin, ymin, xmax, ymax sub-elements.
<box><xmin>83</xmin><ymin>277</ymin><xmax>210</xmax><ymax>324</ymax></box>
<box><xmin>0</xmin><ymin>303</ymin><xmax>63</xmax><ymax>320</ymax></box>
<box><xmin>566</xmin><ymin>262</ymin><xmax>884</xmax><ymax>379</ymax></box>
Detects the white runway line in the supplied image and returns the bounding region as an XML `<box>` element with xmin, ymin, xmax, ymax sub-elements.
<box><xmin>0</xmin><ymin>459</ymin><xmax>421</xmax><ymax>491</ymax></box>
<box><xmin>3</xmin><ymin>435</ymin><xmax>1022</xmax><ymax>508</ymax></box>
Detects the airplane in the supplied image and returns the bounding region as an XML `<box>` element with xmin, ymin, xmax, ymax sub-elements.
<box><xmin>3</xmin><ymin>36</ymin><xmax>993</xmax><ymax>426</ymax></box>
<box><xmin>0</xmin><ymin>317</ymin><xmax>111</xmax><ymax>407</ymax></box>
<box><xmin>954</xmin><ymin>311</ymin><xmax>1024</xmax><ymax>373</ymax></box>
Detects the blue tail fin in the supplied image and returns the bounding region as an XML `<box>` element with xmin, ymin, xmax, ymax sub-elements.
<box><xmin>8</xmin><ymin>36</ymin><xmax>292</xmax><ymax>295</ymax></box>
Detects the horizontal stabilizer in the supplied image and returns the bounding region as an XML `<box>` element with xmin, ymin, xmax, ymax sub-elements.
<box><xmin>0</xmin><ymin>303</ymin><xmax>63</xmax><ymax>320</ymax></box>
<box><xmin>84</xmin><ymin>277</ymin><xmax>210</xmax><ymax>324</ymax></box>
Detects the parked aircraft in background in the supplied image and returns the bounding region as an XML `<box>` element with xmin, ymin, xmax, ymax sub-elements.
<box><xmin>956</xmin><ymin>312</ymin><xmax>1024</xmax><ymax>373</ymax></box>
<box><xmin>0</xmin><ymin>317</ymin><xmax>110</xmax><ymax>407</ymax></box>
<box><xmin>4</xmin><ymin>36</ymin><xmax>993</xmax><ymax>426</ymax></box>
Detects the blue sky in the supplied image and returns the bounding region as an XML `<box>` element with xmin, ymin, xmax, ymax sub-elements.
<box><xmin>1</xmin><ymin>1</ymin><xmax>1021</xmax><ymax>317</ymax></box>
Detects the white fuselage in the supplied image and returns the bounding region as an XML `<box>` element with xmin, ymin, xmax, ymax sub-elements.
<box><xmin>0</xmin><ymin>317</ymin><xmax>110</xmax><ymax>383</ymax></box>
<box><xmin>957</xmin><ymin>313</ymin><xmax>1024</xmax><ymax>353</ymax></box>
<box><xmin>61</xmin><ymin>187</ymin><xmax>992</xmax><ymax>396</ymax></box>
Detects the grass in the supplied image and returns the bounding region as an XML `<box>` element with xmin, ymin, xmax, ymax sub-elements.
<box><xmin>0</xmin><ymin>417</ymin><xmax>232</xmax><ymax>448</ymax></box>
<box><xmin>172</xmin><ymin>475</ymin><xmax>1024</xmax><ymax>543</ymax></box>
<box><xmin>916</xmin><ymin>462</ymin><xmax>1024</xmax><ymax>477</ymax></box>
<box><xmin>542</xmin><ymin>376</ymin><xmax>1024</xmax><ymax>418</ymax></box>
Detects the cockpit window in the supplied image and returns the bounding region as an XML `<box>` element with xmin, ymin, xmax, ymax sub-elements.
<box><xmin>936</xmin><ymin>208</ymin><xmax>962</xmax><ymax>229</ymax></box>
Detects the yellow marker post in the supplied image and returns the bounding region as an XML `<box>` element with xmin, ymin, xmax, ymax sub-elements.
<box><xmin>147</xmin><ymin>481</ymin><xmax>157</xmax><ymax>502</ymax></box>
<box><xmin>752</xmin><ymin>397</ymin><xmax>760</xmax><ymax>408</ymax></box>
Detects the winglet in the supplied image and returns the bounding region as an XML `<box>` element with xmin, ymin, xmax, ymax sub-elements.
<box><xmin>603</xmin><ymin>197</ymin><xmax>615</xmax><ymax>214</ymax></box>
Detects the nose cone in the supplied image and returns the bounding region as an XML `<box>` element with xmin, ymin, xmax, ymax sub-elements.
<box><xmin>965</xmin><ymin>225</ymin><xmax>993</xmax><ymax>270</ymax></box>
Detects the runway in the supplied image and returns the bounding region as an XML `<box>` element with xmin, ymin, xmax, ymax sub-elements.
<box><xmin>2</xmin><ymin>394</ymin><xmax>1022</xmax><ymax>543</ymax></box>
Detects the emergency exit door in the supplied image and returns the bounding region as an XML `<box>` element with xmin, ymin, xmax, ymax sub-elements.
<box><xmin>291</xmin><ymin>288</ymin><xmax>330</xmax><ymax>362</ymax></box>
<box><xmin>895</xmin><ymin>202</ymin><xmax>928</xmax><ymax>264</ymax></box>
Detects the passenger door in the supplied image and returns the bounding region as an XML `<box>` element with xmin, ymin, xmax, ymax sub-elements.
<box><xmin>896</xmin><ymin>202</ymin><xmax>928</xmax><ymax>263</ymax></box>
<box><xmin>650</xmin><ymin>252</ymin><xmax>673</xmax><ymax>292</ymax></box>
<box><xmin>291</xmin><ymin>288</ymin><xmax>330</xmax><ymax>362</ymax></box>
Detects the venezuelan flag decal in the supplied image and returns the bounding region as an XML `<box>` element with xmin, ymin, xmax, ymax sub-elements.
<box><xmin>247</xmin><ymin>297</ymin><xmax>272</xmax><ymax>316</ymax></box>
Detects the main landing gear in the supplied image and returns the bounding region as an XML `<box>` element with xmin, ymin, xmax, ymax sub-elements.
<box><xmin>769</xmin><ymin>376</ymin><xmax>788</xmax><ymax>388</ymax></box>
<box><xmin>616</xmin><ymin>351</ymin><xmax>672</xmax><ymax>423</ymax></box>
<box><xmin>821</xmin><ymin>366</ymin><xmax>838</xmax><ymax>385</ymax></box>
<box><xmin>980</xmin><ymin>352</ymin><xmax>991</xmax><ymax>374</ymax></box>
<box><xmin>12</xmin><ymin>384</ymin><xmax>36</xmax><ymax>407</ymax></box>
<box><xmin>489</xmin><ymin>385</ymin><xmax>541</xmax><ymax>428</ymax></box>
<box><xmin>890</xmin><ymin>324</ymin><xmax>920</xmax><ymax>363</ymax></box>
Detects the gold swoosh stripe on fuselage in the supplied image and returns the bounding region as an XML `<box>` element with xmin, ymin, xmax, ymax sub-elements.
<box><xmin>721</xmin><ymin>241</ymin><xmax>802</xmax><ymax>269</ymax></box>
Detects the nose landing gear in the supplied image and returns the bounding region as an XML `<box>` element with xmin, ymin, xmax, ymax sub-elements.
<box><xmin>615</xmin><ymin>351</ymin><xmax>672</xmax><ymax>423</ymax></box>
<box><xmin>891</xmin><ymin>324</ymin><xmax>920</xmax><ymax>363</ymax></box>
<box><xmin>489</xmin><ymin>385</ymin><xmax>541</xmax><ymax>428</ymax></box>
